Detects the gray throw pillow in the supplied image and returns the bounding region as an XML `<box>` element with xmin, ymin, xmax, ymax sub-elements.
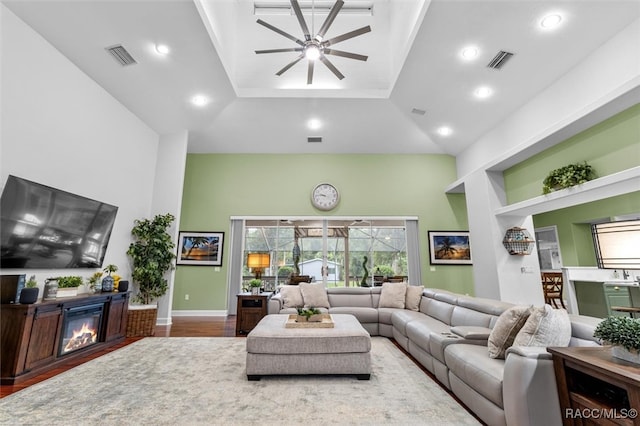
<box><xmin>279</xmin><ymin>285</ymin><xmax>304</xmax><ymax>309</ymax></box>
<box><xmin>488</xmin><ymin>305</ymin><xmax>532</xmax><ymax>359</ymax></box>
<box><xmin>378</xmin><ymin>282</ymin><xmax>408</xmax><ymax>309</ymax></box>
<box><xmin>404</xmin><ymin>285</ymin><xmax>424</xmax><ymax>311</ymax></box>
<box><xmin>513</xmin><ymin>304</ymin><xmax>571</xmax><ymax>347</ymax></box>
<box><xmin>299</xmin><ymin>283</ymin><xmax>330</xmax><ymax>309</ymax></box>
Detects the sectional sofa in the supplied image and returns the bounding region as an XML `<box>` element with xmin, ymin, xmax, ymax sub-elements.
<box><xmin>268</xmin><ymin>285</ymin><xmax>602</xmax><ymax>426</ymax></box>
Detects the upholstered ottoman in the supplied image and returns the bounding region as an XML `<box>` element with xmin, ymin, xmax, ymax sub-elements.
<box><xmin>245</xmin><ymin>314</ymin><xmax>371</xmax><ymax>380</ymax></box>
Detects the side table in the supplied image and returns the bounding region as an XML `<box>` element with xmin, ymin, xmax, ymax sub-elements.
<box><xmin>235</xmin><ymin>292</ymin><xmax>271</xmax><ymax>336</ymax></box>
<box><xmin>547</xmin><ymin>346</ymin><xmax>640</xmax><ymax>425</ymax></box>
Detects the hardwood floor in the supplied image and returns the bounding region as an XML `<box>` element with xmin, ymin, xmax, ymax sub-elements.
<box><xmin>0</xmin><ymin>316</ymin><xmax>238</xmax><ymax>398</ymax></box>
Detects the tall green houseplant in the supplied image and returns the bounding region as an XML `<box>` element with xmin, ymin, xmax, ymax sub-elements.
<box><xmin>127</xmin><ymin>213</ymin><xmax>176</xmax><ymax>305</ymax></box>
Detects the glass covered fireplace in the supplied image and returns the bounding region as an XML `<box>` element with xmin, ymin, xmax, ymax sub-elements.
<box><xmin>58</xmin><ymin>303</ymin><xmax>104</xmax><ymax>356</ymax></box>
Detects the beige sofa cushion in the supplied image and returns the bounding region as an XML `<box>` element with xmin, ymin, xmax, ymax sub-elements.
<box><xmin>513</xmin><ymin>304</ymin><xmax>571</xmax><ymax>347</ymax></box>
<box><xmin>279</xmin><ymin>285</ymin><xmax>304</xmax><ymax>309</ymax></box>
<box><xmin>378</xmin><ymin>282</ymin><xmax>407</xmax><ymax>309</ymax></box>
<box><xmin>299</xmin><ymin>283</ymin><xmax>331</xmax><ymax>309</ymax></box>
<box><xmin>405</xmin><ymin>285</ymin><xmax>423</xmax><ymax>311</ymax></box>
<box><xmin>488</xmin><ymin>305</ymin><xmax>532</xmax><ymax>359</ymax></box>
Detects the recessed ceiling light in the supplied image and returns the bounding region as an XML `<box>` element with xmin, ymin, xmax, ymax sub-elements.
<box><xmin>474</xmin><ymin>86</ymin><xmax>493</xmax><ymax>99</ymax></box>
<box><xmin>307</xmin><ymin>118</ymin><xmax>322</xmax><ymax>130</ymax></box>
<box><xmin>191</xmin><ymin>95</ymin><xmax>209</xmax><ymax>107</ymax></box>
<box><xmin>460</xmin><ymin>46</ymin><xmax>479</xmax><ymax>61</ymax></box>
<box><xmin>437</xmin><ymin>126</ymin><xmax>452</xmax><ymax>137</ymax></box>
<box><xmin>540</xmin><ymin>13</ymin><xmax>563</xmax><ymax>29</ymax></box>
<box><xmin>155</xmin><ymin>44</ymin><xmax>170</xmax><ymax>55</ymax></box>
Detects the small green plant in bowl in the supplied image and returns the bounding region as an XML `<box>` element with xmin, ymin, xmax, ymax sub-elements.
<box><xmin>56</xmin><ymin>276</ymin><xmax>83</xmax><ymax>288</ymax></box>
<box><xmin>296</xmin><ymin>307</ymin><xmax>322</xmax><ymax>322</ymax></box>
<box><xmin>594</xmin><ymin>316</ymin><xmax>640</xmax><ymax>364</ymax></box>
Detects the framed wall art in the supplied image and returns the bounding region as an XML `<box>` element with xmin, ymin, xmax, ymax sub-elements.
<box><xmin>177</xmin><ymin>231</ymin><xmax>225</xmax><ymax>266</ymax></box>
<box><xmin>428</xmin><ymin>231</ymin><xmax>472</xmax><ymax>265</ymax></box>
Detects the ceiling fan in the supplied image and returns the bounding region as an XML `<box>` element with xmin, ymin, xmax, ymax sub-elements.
<box><xmin>255</xmin><ymin>0</ymin><xmax>371</xmax><ymax>84</ymax></box>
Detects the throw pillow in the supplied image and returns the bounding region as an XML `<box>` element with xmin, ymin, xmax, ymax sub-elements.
<box><xmin>378</xmin><ymin>282</ymin><xmax>408</xmax><ymax>309</ymax></box>
<box><xmin>513</xmin><ymin>304</ymin><xmax>571</xmax><ymax>347</ymax></box>
<box><xmin>279</xmin><ymin>285</ymin><xmax>304</xmax><ymax>309</ymax></box>
<box><xmin>299</xmin><ymin>283</ymin><xmax>330</xmax><ymax>309</ymax></box>
<box><xmin>405</xmin><ymin>285</ymin><xmax>424</xmax><ymax>311</ymax></box>
<box><xmin>487</xmin><ymin>305</ymin><xmax>532</xmax><ymax>359</ymax></box>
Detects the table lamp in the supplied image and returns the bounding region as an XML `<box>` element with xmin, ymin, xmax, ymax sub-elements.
<box><xmin>247</xmin><ymin>252</ymin><xmax>270</xmax><ymax>280</ymax></box>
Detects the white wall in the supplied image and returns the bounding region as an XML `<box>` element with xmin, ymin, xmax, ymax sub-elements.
<box><xmin>455</xmin><ymin>18</ymin><xmax>640</xmax><ymax>304</ymax></box>
<box><xmin>1</xmin><ymin>5</ymin><xmax>159</xmax><ymax>292</ymax></box>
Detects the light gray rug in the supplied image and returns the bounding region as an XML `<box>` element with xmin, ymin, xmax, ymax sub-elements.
<box><xmin>0</xmin><ymin>337</ymin><xmax>479</xmax><ymax>425</ymax></box>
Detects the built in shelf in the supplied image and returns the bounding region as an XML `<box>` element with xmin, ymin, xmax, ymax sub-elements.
<box><xmin>494</xmin><ymin>166</ymin><xmax>640</xmax><ymax>218</ymax></box>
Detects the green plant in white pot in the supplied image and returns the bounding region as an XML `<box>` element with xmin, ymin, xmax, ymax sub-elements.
<box><xmin>127</xmin><ymin>213</ymin><xmax>176</xmax><ymax>305</ymax></box>
<box><xmin>248</xmin><ymin>279</ymin><xmax>262</xmax><ymax>294</ymax></box>
<box><xmin>593</xmin><ymin>316</ymin><xmax>640</xmax><ymax>364</ymax></box>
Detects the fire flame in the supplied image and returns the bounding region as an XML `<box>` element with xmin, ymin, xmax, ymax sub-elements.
<box><xmin>63</xmin><ymin>322</ymin><xmax>97</xmax><ymax>352</ymax></box>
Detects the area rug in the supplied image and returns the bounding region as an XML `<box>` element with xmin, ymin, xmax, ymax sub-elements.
<box><xmin>0</xmin><ymin>337</ymin><xmax>479</xmax><ymax>425</ymax></box>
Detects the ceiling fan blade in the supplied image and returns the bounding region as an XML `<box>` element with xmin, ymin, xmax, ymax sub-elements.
<box><xmin>290</xmin><ymin>0</ymin><xmax>311</xmax><ymax>41</ymax></box>
<box><xmin>257</xmin><ymin>19</ymin><xmax>305</xmax><ymax>46</ymax></box>
<box><xmin>307</xmin><ymin>60</ymin><xmax>315</xmax><ymax>85</ymax></box>
<box><xmin>323</xmin><ymin>26</ymin><xmax>371</xmax><ymax>47</ymax></box>
<box><xmin>319</xmin><ymin>56</ymin><xmax>344</xmax><ymax>80</ymax></box>
<box><xmin>324</xmin><ymin>48</ymin><xmax>368</xmax><ymax>61</ymax></box>
<box><xmin>256</xmin><ymin>48</ymin><xmax>303</xmax><ymax>54</ymax></box>
<box><xmin>276</xmin><ymin>54</ymin><xmax>305</xmax><ymax>76</ymax></box>
<box><xmin>317</xmin><ymin>0</ymin><xmax>344</xmax><ymax>39</ymax></box>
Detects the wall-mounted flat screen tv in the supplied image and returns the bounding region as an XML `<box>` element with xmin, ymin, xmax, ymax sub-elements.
<box><xmin>0</xmin><ymin>175</ymin><xmax>118</xmax><ymax>269</ymax></box>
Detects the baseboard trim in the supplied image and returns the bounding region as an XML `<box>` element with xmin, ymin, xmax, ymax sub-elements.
<box><xmin>171</xmin><ymin>310</ymin><xmax>228</xmax><ymax>317</ymax></box>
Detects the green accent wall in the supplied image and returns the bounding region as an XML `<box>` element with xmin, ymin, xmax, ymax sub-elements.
<box><xmin>504</xmin><ymin>103</ymin><xmax>640</xmax><ymax>204</ymax></box>
<box><xmin>175</xmin><ymin>154</ymin><xmax>473</xmax><ymax>311</ymax></box>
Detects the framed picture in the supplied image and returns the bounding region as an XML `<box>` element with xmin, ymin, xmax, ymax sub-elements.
<box><xmin>428</xmin><ymin>231</ymin><xmax>472</xmax><ymax>265</ymax></box>
<box><xmin>177</xmin><ymin>232</ymin><xmax>225</xmax><ymax>266</ymax></box>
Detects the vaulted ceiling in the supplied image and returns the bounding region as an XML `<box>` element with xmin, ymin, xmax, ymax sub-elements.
<box><xmin>4</xmin><ymin>0</ymin><xmax>639</xmax><ymax>155</ymax></box>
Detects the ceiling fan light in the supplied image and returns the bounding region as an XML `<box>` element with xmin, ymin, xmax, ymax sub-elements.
<box><xmin>305</xmin><ymin>45</ymin><xmax>321</xmax><ymax>61</ymax></box>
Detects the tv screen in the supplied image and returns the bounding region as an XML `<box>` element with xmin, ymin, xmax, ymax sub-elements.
<box><xmin>0</xmin><ymin>175</ymin><xmax>118</xmax><ymax>269</ymax></box>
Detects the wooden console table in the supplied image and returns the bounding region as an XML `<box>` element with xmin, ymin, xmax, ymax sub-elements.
<box><xmin>1</xmin><ymin>292</ymin><xmax>129</xmax><ymax>384</ymax></box>
<box><xmin>548</xmin><ymin>346</ymin><xmax>640</xmax><ymax>425</ymax></box>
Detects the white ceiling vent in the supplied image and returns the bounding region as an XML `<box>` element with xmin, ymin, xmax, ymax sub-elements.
<box><xmin>487</xmin><ymin>50</ymin><xmax>514</xmax><ymax>69</ymax></box>
<box><xmin>307</xmin><ymin>136</ymin><xmax>323</xmax><ymax>143</ymax></box>
<box><xmin>411</xmin><ymin>108</ymin><xmax>426</xmax><ymax>115</ymax></box>
<box><xmin>106</xmin><ymin>44</ymin><xmax>137</xmax><ymax>66</ymax></box>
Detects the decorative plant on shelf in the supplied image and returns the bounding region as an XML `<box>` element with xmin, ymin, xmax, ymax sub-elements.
<box><xmin>88</xmin><ymin>271</ymin><xmax>103</xmax><ymax>293</ymax></box>
<box><xmin>127</xmin><ymin>213</ymin><xmax>176</xmax><ymax>305</ymax></box>
<box><xmin>56</xmin><ymin>276</ymin><xmax>83</xmax><ymax>288</ymax></box>
<box><xmin>542</xmin><ymin>161</ymin><xmax>595</xmax><ymax>194</ymax></box>
<box><xmin>594</xmin><ymin>316</ymin><xmax>640</xmax><ymax>364</ymax></box>
<box><xmin>25</xmin><ymin>275</ymin><xmax>38</xmax><ymax>288</ymax></box>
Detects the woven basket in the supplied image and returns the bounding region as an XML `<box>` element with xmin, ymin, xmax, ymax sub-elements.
<box><xmin>126</xmin><ymin>306</ymin><xmax>158</xmax><ymax>337</ymax></box>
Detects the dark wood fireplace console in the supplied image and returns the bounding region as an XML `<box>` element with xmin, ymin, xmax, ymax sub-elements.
<box><xmin>1</xmin><ymin>292</ymin><xmax>129</xmax><ymax>385</ymax></box>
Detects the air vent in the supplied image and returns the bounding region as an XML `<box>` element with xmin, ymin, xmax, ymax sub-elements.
<box><xmin>411</xmin><ymin>108</ymin><xmax>426</xmax><ymax>116</ymax></box>
<box><xmin>307</xmin><ymin>136</ymin><xmax>323</xmax><ymax>143</ymax></box>
<box><xmin>106</xmin><ymin>44</ymin><xmax>137</xmax><ymax>66</ymax></box>
<box><xmin>487</xmin><ymin>50</ymin><xmax>514</xmax><ymax>70</ymax></box>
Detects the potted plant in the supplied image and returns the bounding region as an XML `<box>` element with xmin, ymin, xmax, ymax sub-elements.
<box><xmin>19</xmin><ymin>275</ymin><xmax>39</xmax><ymax>304</ymax></box>
<box><xmin>248</xmin><ymin>279</ymin><xmax>262</xmax><ymax>295</ymax></box>
<box><xmin>55</xmin><ymin>276</ymin><xmax>83</xmax><ymax>298</ymax></box>
<box><xmin>542</xmin><ymin>161</ymin><xmax>595</xmax><ymax>194</ymax></box>
<box><xmin>126</xmin><ymin>213</ymin><xmax>175</xmax><ymax>337</ymax></box>
<box><xmin>88</xmin><ymin>271</ymin><xmax>103</xmax><ymax>293</ymax></box>
<box><xmin>296</xmin><ymin>307</ymin><xmax>322</xmax><ymax>322</ymax></box>
<box><xmin>101</xmin><ymin>264</ymin><xmax>118</xmax><ymax>292</ymax></box>
<box><xmin>593</xmin><ymin>316</ymin><xmax>640</xmax><ymax>364</ymax></box>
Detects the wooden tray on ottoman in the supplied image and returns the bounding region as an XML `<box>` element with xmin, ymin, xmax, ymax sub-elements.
<box><xmin>285</xmin><ymin>314</ymin><xmax>334</xmax><ymax>328</ymax></box>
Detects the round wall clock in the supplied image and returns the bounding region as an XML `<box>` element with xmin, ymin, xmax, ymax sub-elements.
<box><xmin>311</xmin><ymin>183</ymin><xmax>340</xmax><ymax>211</ymax></box>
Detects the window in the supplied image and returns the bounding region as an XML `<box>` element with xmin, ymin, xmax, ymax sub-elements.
<box><xmin>242</xmin><ymin>218</ymin><xmax>409</xmax><ymax>288</ymax></box>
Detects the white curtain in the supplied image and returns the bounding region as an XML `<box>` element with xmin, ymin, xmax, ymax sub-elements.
<box><xmin>226</xmin><ymin>219</ymin><xmax>245</xmax><ymax>315</ymax></box>
<box><xmin>405</xmin><ymin>219</ymin><xmax>423</xmax><ymax>285</ymax></box>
